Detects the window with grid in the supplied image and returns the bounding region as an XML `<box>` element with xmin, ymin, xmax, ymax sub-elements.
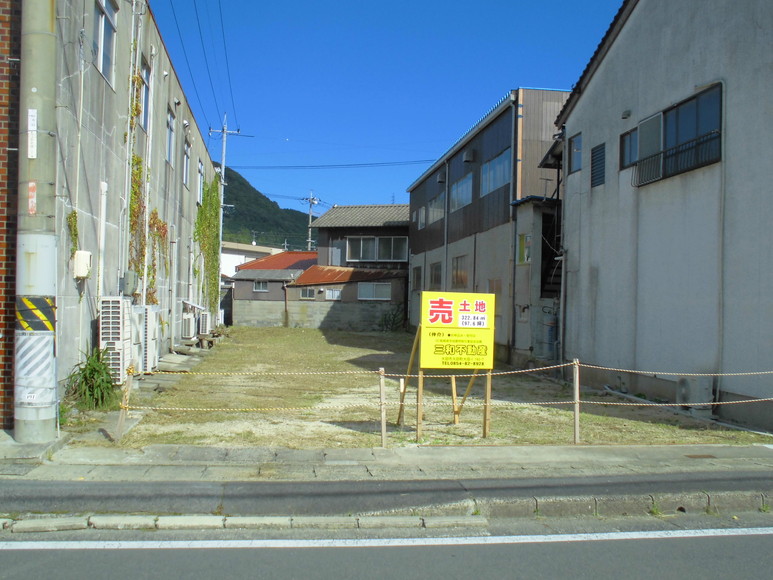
<box><xmin>253</xmin><ymin>280</ymin><xmax>268</xmax><ymax>292</ymax></box>
<box><xmin>450</xmin><ymin>173</ymin><xmax>473</xmax><ymax>212</ymax></box>
<box><xmin>300</xmin><ymin>287</ymin><xmax>315</xmax><ymax>300</ymax></box>
<box><xmin>93</xmin><ymin>0</ymin><xmax>118</xmax><ymax>83</ymax></box>
<box><xmin>358</xmin><ymin>282</ymin><xmax>391</xmax><ymax>301</ymax></box>
<box><xmin>481</xmin><ymin>148</ymin><xmax>511</xmax><ymax>195</ymax></box>
<box><xmin>429</xmin><ymin>262</ymin><xmax>442</xmax><ymax>290</ymax></box>
<box><xmin>347</xmin><ymin>237</ymin><xmax>408</xmax><ymax>262</ymax></box>
<box><xmin>451</xmin><ymin>255</ymin><xmax>468</xmax><ymax>289</ymax></box>
<box><xmin>166</xmin><ymin>109</ymin><xmax>176</xmax><ymax>166</ymax></box>
<box><xmin>183</xmin><ymin>141</ymin><xmax>191</xmax><ymax>187</ymax></box>
<box><xmin>139</xmin><ymin>59</ymin><xmax>151</xmax><ymax>130</ymax></box>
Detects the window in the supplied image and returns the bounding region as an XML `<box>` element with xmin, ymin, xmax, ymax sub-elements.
<box><xmin>412</xmin><ymin>266</ymin><xmax>422</xmax><ymax>292</ymax></box>
<box><xmin>634</xmin><ymin>85</ymin><xmax>722</xmax><ymax>186</ymax></box>
<box><xmin>166</xmin><ymin>109</ymin><xmax>176</xmax><ymax>165</ymax></box>
<box><xmin>568</xmin><ymin>133</ymin><xmax>582</xmax><ymax>173</ymax></box>
<box><xmin>429</xmin><ymin>262</ymin><xmax>442</xmax><ymax>290</ymax></box>
<box><xmin>300</xmin><ymin>287</ymin><xmax>315</xmax><ymax>300</ymax></box>
<box><xmin>518</xmin><ymin>234</ymin><xmax>531</xmax><ymax>263</ymax></box>
<box><xmin>427</xmin><ymin>192</ymin><xmax>445</xmax><ymax>224</ymax></box>
<box><xmin>450</xmin><ymin>173</ymin><xmax>473</xmax><ymax>212</ymax></box>
<box><xmin>93</xmin><ymin>0</ymin><xmax>117</xmax><ymax>83</ymax></box>
<box><xmin>347</xmin><ymin>237</ymin><xmax>408</xmax><ymax>262</ymax></box>
<box><xmin>139</xmin><ymin>59</ymin><xmax>151</xmax><ymax>130</ymax></box>
<box><xmin>417</xmin><ymin>207</ymin><xmax>426</xmax><ymax>229</ymax></box>
<box><xmin>481</xmin><ymin>148</ymin><xmax>511</xmax><ymax>195</ymax></box>
<box><xmin>663</xmin><ymin>84</ymin><xmax>721</xmax><ymax>177</ymax></box>
<box><xmin>325</xmin><ymin>289</ymin><xmax>341</xmax><ymax>301</ymax></box>
<box><xmin>590</xmin><ymin>143</ymin><xmax>605</xmax><ymax>187</ymax></box>
<box><xmin>183</xmin><ymin>141</ymin><xmax>191</xmax><ymax>187</ymax></box>
<box><xmin>620</xmin><ymin>128</ymin><xmax>638</xmax><ymax>169</ymax></box>
<box><xmin>451</xmin><ymin>255</ymin><xmax>468</xmax><ymax>289</ymax></box>
<box><xmin>253</xmin><ymin>280</ymin><xmax>268</xmax><ymax>292</ymax></box>
<box><xmin>197</xmin><ymin>160</ymin><xmax>205</xmax><ymax>205</ymax></box>
<box><xmin>358</xmin><ymin>282</ymin><xmax>391</xmax><ymax>301</ymax></box>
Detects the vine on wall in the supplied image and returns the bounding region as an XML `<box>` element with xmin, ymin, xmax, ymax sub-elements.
<box><xmin>66</xmin><ymin>210</ymin><xmax>79</xmax><ymax>258</ymax></box>
<box><xmin>194</xmin><ymin>179</ymin><xmax>221</xmax><ymax>314</ymax></box>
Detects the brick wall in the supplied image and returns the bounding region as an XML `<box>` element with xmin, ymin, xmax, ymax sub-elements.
<box><xmin>0</xmin><ymin>0</ymin><xmax>20</xmax><ymax>429</ymax></box>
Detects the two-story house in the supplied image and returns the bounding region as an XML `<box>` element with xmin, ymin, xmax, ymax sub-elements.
<box><xmin>555</xmin><ymin>0</ymin><xmax>773</xmax><ymax>430</ymax></box>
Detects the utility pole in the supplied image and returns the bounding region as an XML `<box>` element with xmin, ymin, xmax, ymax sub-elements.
<box><xmin>209</xmin><ymin>114</ymin><xmax>249</xmax><ymax>321</ymax></box>
<box><xmin>302</xmin><ymin>192</ymin><xmax>319</xmax><ymax>251</ymax></box>
<box><xmin>14</xmin><ymin>0</ymin><xmax>58</xmax><ymax>443</ymax></box>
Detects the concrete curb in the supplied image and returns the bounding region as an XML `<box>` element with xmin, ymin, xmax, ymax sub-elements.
<box><xmin>3</xmin><ymin>491</ymin><xmax>770</xmax><ymax>533</ymax></box>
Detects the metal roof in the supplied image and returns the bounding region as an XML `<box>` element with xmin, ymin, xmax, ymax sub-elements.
<box><xmin>290</xmin><ymin>265</ymin><xmax>407</xmax><ymax>286</ymax></box>
<box><xmin>311</xmin><ymin>204</ymin><xmax>409</xmax><ymax>229</ymax></box>
<box><xmin>237</xmin><ymin>251</ymin><xmax>317</xmax><ymax>271</ymax></box>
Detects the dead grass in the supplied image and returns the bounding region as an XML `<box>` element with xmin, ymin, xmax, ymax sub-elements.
<box><xmin>115</xmin><ymin>326</ymin><xmax>771</xmax><ymax>449</ymax></box>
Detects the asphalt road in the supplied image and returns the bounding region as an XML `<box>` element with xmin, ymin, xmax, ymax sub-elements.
<box><xmin>2</xmin><ymin>528</ymin><xmax>772</xmax><ymax>580</ymax></box>
<box><xmin>2</xmin><ymin>471</ymin><xmax>773</xmax><ymax>516</ymax></box>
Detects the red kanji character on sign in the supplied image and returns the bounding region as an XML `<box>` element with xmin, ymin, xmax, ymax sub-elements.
<box><xmin>474</xmin><ymin>300</ymin><xmax>487</xmax><ymax>313</ymax></box>
<box><xmin>459</xmin><ymin>300</ymin><xmax>471</xmax><ymax>312</ymax></box>
<box><xmin>428</xmin><ymin>298</ymin><xmax>454</xmax><ymax>324</ymax></box>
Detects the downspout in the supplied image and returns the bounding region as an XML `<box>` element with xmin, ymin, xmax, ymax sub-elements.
<box><xmin>442</xmin><ymin>160</ymin><xmax>449</xmax><ymax>291</ymax></box>
<box><xmin>15</xmin><ymin>0</ymin><xmax>58</xmax><ymax>443</ymax></box>
<box><xmin>714</xmin><ymin>80</ymin><xmax>727</xmax><ymax>406</ymax></box>
<box><xmin>508</xmin><ymin>90</ymin><xmax>520</xmax><ymax>363</ymax></box>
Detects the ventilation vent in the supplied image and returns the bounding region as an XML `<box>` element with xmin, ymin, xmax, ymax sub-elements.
<box><xmin>463</xmin><ymin>149</ymin><xmax>475</xmax><ymax>163</ymax></box>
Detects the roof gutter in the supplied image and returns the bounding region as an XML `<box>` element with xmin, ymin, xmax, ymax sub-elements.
<box><xmin>407</xmin><ymin>90</ymin><xmax>519</xmax><ymax>192</ymax></box>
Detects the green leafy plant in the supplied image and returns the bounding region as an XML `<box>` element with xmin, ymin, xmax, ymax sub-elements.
<box><xmin>194</xmin><ymin>179</ymin><xmax>222</xmax><ymax>314</ymax></box>
<box><xmin>65</xmin><ymin>348</ymin><xmax>118</xmax><ymax>410</ymax></box>
<box><xmin>66</xmin><ymin>210</ymin><xmax>79</xmax><ymax>258</ymax></box>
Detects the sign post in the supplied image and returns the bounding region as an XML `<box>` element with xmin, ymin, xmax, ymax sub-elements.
<box><xmin>417</xmin><ymin>291</ymin><xmax>496</xmax><ymax>440</ymax></box>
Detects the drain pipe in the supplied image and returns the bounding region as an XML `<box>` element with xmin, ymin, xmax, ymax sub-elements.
<box><xmin>14</xmin><ymin>0</ymin><xmax>58</xmax><ymax>443</ymax></box>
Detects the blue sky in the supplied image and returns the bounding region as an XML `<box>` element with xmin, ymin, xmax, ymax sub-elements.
<box><xmin>150</xmin><ymin>0</ymin><xmax>623</xmax><ymax>213</ymax></box>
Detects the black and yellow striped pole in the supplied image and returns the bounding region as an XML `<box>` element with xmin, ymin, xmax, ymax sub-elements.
<box><xmin>14</xmin><ymin>0</ymin><xmax>58</xmax><ymax>443</ymax></box>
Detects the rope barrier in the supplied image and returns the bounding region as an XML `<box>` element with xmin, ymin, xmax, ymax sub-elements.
<box><xmin>579</xmin><ymin>363</ymin><xmax>773</xmax><ymax>378</ymax></box>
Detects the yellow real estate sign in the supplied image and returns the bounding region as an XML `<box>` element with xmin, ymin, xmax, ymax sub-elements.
<box><xmin>419</xmin><ymin>291</ymin><xmax>495</xmax><ymax>369</ymax></box>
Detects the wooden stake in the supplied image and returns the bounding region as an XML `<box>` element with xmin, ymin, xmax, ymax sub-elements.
<box><xmin>451</xmin><ymin>376</ymin><xmax>459</xmax><ymax>424</ymax></box>
<box><xmin>416</xmin><ymin>369</ymin><xmax>424</xmax><ymax>442</ymax></box>
<box><xmin>573</xmin><ymin>358</ymin><xmax>581</xmax><ymax>444</ymax></box>
<box><xmin>398</xmin><ymin>326</ymin><xmax>421</xmax><ymax>426</ymax></box>
<box><xmin>379</xmin><ymin>367</ymin><xmax>387</xmax><ymax>448</ymax></box>
<box><xmin>483</xmin><ymin>370</ymin><xmax>492</xmax><ymax>438</ymax></box>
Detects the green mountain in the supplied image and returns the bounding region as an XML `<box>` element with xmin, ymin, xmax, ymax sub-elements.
<box><xmin>221</xmin><ymin>167</ymin><xmax>311</xmax><ymax>249</ymax></box>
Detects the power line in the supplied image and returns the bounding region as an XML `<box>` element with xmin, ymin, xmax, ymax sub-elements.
<box><xmin>217</xmin><ymin>0</ymin><xmax>240</xmax><ymax>129</ymax></box>
<box><xmin>192</xmin><ymin>0</ymin><xmax>222</xmax><ymax>116</ymax></box>
<box><xmin>232</xmin><ymin>159</ymin><xmax>435</xmax><ymax>170</ymax></box>
<box><xmin>167</xmin><ymin>0</ymin><xmax>211</xmax><ymax>129</ymax></box>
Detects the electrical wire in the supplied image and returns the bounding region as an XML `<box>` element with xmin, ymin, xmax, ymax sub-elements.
<box><xmin>167</xmin><ymin>0</ymin><xmax>211</xmax><ymax>129</ymax></box>
<box><xmin>232</xmin><ymin>160</ymin><xmax>435</xmax><ymax>170</ymax></box>
<box><xmin>192</xmin><ymin>0</ymin><xmax>223</xmax><ymax>117</ymax></box>
<box><xmin>217</xmin><ymin>0</ymin><xmax>240</xmax><ymax>129</ymax></box>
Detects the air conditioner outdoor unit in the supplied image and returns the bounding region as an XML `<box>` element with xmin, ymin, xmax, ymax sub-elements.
<box><xmin>199</xmin><ymin>311</ymin><xmax>212</xmax><ymax>335</ymax></box>
<box><xmin>676</xmin><ymin>376</ymin><xmax>713</xmax><ymax>418</ymax></box>
<box><xmin>99</xmin><ymin>297</ymin><xmax>132</xmax><ymax>384</ymax></box>
<box><xmin>131</xmin><ymin>305</ymin><xmax>146</xmax><ymax>374</ymax></box>
<box><xmin>144</xmin><ymin>306</ymin><xmax>160</xmax><ymax>372</ymax></box>
<box><xmin>181</xmin><ymin>313</ymin><xmax>196</xmax><ymax>339</ymax></box>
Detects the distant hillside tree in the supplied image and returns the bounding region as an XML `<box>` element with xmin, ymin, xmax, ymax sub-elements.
<box><xmin>222</xmin><ymin>167</ymin><xmax>311</xmax><ymax>249</ymax></box>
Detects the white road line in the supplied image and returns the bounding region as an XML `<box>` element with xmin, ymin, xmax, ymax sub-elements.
<box><xmin>3</xmin><ymin>528</ymin><xmax>773</xmax><ymax>550</ymax></box>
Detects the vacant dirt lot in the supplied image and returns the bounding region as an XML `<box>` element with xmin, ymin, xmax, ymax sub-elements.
<box><xmin>106</xmin><ymin>327</ymin><xmax>770</xmax><ymax>449</ymax></box>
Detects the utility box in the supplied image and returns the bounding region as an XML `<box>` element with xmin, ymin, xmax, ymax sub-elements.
<box><xmin>73</xmin><ymin>250</ymin><xmax>92</xmax><ymax>279</ymax></box>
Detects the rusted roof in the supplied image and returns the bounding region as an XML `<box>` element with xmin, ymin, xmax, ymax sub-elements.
<box><xmin>231</xmin><ymin>269</ymin><xmax>303</xmax><ymax>282</ymax></box>
<box><xmin>237</xmin><ymin>251</ymin><xmax>317</xmax><ymax>271</ymax></box>
<box><xmin>311</xmin><ymin>204</ymin><xmax>409</xmax><ymax>229</ymax></box>
<box><xmin>290</xmin><ymin>265</ymin><xmax>407</xmax><ymax>286</ymax></box>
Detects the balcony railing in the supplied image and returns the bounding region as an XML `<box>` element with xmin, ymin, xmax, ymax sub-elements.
<box><xmin>633</xmin><ymin>130</ymin><xmax>721</xmax><ymax>187</ymax></box>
